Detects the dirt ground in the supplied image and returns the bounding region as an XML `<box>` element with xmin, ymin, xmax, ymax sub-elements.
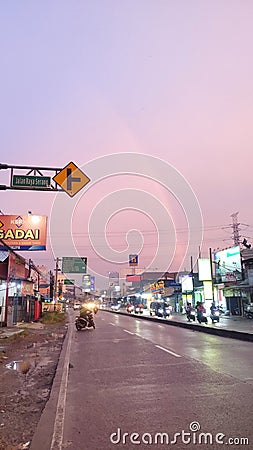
<box><xmin>0</xmin><ymin>320</ymin><xmax>67</xmax><ymax>450</ymax></box>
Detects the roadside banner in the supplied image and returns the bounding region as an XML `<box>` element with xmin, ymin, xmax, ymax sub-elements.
<box><xmin>8</xmin><ymin>252</ymin><xmax>26</xmax><ymax>279</ymax></box>
<box><xmin>0</xmin><ymin>215</ymin><xmax>47</xmax><ymax>250</ymax></box>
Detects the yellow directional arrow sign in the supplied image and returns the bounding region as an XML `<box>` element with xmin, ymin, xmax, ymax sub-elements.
<box><xmin>53</xmin><ymin>161</ymin><xmax>90</xmax><ymax>197</ymax></box>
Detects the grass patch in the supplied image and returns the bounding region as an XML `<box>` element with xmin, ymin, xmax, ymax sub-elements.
<box><xmin>5</xmin><ymin>329</ymin><xmax>29</xmax><ymax>341</ymax></box>
<box><xmin>41</xmin><ymin>312</ymin><xmax>66</xmax><ymax>324</ymax></box>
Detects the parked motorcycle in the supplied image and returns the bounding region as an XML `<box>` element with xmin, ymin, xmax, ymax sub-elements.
<box><xmin>210</xmin><ymin>308</ymin><xmax>220</xmax><ymax>323</ymax></box>
<box><xmin>155</xmin><ymin>303</ymin><xmax>172</xmax><ymax>319</ymax></box>
<box><xmin>161</xmin><ymin>305</ymin><xmax>172</xmax><ymax>318</ymax></box>
<box><xmin>197</xmin><ymin>311</ymin><xmax>208</xmax><ymax>324</ymax></box>
<box><xmin>134</xmin><ymin>304</ymin><xmax>144</xmax><ymax>314</ymax></box>
<box><xmin>75</xmin><ymin>312</ymin><xmax>96</xmax><ymax>331</ymax></box>
<box><xmin>244</xmin><ymin>305</ymin><xmax>253</xmax><ymax>320</ymax></box>
<box><xmin>126</xmin><ymin>304</ymin><xmax>134</xmax><ymax>313</ymax></box>
<box><xmin>186</xmin><ymin>309</ymin><xmax>196</xmax><ymax>322</ymax></box>
<box><xmin>196</xmin><ymin>302</ymin><xmax>208</xmax><ymax>324</ymax></box>
<box><xmin>186</xmin><ymin>302</ymin><xmax>195</xmax><ymax>322</ymax></box>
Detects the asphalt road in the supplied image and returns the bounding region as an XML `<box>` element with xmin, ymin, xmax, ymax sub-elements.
<box><xmin>32</xmin><ymin>310</ymin><xmax>253</xmax><ymax>450</ymax></box>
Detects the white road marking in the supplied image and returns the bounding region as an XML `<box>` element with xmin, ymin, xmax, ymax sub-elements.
<box><xmin>155</xmin><ymin>345</ymin><xmax>181</xmax><ymax>358</ymax></box>
<box><xmin>50</xmin><ymin>321</ymin><xmax>73</xmax><ymax>450</ymax></box>
<box><xmin>135</xmin><ymin>333</ymin><xmax>143</xmax><ymax>337</ymax></box>
<box><xmin>123</xmin><ymin>329</ymin><xmax>135</xmax><ymax>335</ymax></box>
<box><xmin>158</xmin><ymin>325</ymin><xmax>163</xmax><ymax>328</ymax></box>
<box><xmin>107</xmin><ymin>318</ymin><xmax>181</xmax><ymax>357</ymax></box>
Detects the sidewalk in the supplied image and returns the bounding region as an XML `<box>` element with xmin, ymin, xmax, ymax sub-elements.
<box><xmin>0</xmin><ymin>321</ymin><xmax>44</xmax><ymax>339</ymax></box>
<box><xmin>169</xmin><ymin>312</ymin><xmax>253</xmax><ymax>339</ymax></box>
<box><xmin>105</xmin><ymin>308</ymin><xmax>253</xmax><ymax>342</ymax></box>
<box><xmin>167</xmin><ymin>312</ymin><xmax>253</xmax><ymax>334</ymax></box>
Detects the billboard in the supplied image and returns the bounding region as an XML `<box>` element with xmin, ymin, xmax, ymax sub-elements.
<box><xmin>180</xmin><ymin>275</ymin><xmax>193</xmax><ymax>293</ymax></box>
<box><xmin>214</xmin><ymin>246</ymin><xmax>242</xmax><ymax>282</ymax></box>
<box><xmin>129</xmin><ymin>254</ymin><xmax>138</xmax><ymax>266</ymax></box>
<box><xmin>151</xmin><ymin>280</ymin><xmax>165</xmax><ymax>294</ymax></box>
<box><xmin>8</xmin><ymin>252</ymin><xmax>26</xmax><ymax>279</ymax></box>
<box><xmin>109</xmin><ymin>271</ymin><xmax>119</xmax><ymax>288</ymax></box>
<box><xmin>150</xmin><ymin>279</ymin><xmax>181</xmax><ymax>294</ymax></box>
<box><xmin>21</xmin><ymin>281</ymin><xmax>34</xmax><ymax>295</ymax></box>
<box><xmin>198</xmin><ymin>258</ymin><xmax>212</xmax><ymax>281</ymax></box>
<box><xmin>126</xmin><ymin>274</ymin><xmax>142</xmax><ymax>282</ymax></box>
<box><xmin>0</xmin><ymin>215</ymin><xmax>47</xmax><ymax>251</ymax></box>
<box><xmin>203</xmin><ymin>281</ymin><xmax>213</xmax><ymax>300</ymax></box>
<box><xmin>82</xmin><ymin>275</ymin><xmax>95</xmax><ymax>292</ymax></box>
<box><xmin>82</xmin><ymin>274</ymin><xmax>91</xmax><ymax>291</ymax></box>
<box><xmin>109</xmin><ymin>271</ymin><xmax>119</xmax><ymax>282</ymax></box>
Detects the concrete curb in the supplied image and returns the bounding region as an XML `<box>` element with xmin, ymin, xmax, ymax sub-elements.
<box><xmin>30</xmin><ymin>322</ymin><xmax>70</xmax><ymax>450</ymax></box>
<box><xmin>103</xmin><ymin>310</ymin><xmax>253</xmax><ymax>342</ymax></box>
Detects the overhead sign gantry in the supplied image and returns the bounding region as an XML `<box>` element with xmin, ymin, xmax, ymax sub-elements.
<box><xmin>0</xmin><ymin>161</ymin><xmax>90</xmax><ymax>197</ymax></box>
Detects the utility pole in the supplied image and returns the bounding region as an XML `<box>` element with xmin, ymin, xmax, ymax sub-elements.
<box><xmin>209</xmin><ymin>247</ymin><xmax>215</xmax><ymax>302</ymax></box>
<box><xmin>54</xmin><ymin>257</ymin><xmax>61</xmax><ymax>310</ymax></box>
<box><xmin>49</xmin><ymin>271</ymin><xmax>54</xmax><ymax>301</ymax></box>
<box><xmin>190</xmin><ymin>256</ymin><xmax>195</xmax><ymax>307</ymax></box>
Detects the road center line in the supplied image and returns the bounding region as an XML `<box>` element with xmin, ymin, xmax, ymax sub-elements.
<box><xmin>124</xmin><ymin>329</ymin><xmax>135</xmax><ymax>335</ymax></box>
<box><xmin>155</xmin><ymin>345</ymin><xmax>181</xmax><ymax>358</ymax></box>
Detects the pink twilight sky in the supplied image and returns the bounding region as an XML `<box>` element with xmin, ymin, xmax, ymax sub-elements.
<box><xmin>0</xmin><ymin>1</ymin><xmax>253</xmax><ymax>289</ymax></box>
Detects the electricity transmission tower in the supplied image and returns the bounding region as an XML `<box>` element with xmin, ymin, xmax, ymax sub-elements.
<box><xmin>231</xmin><ymin>212</ymin><xmax>241</xmax><ymax>246</ymax></box>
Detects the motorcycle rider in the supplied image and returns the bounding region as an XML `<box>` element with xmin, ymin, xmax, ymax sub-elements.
<box><xmin>79</xmin><ymin>303</ymin><xmax>95</xmax><ymax>327</ymax></box>
<box><xmin>186</xmin><ymin>302</ymin><xmax>194</xmax><ymax>321</ymax></box>
<box><xmin>196</xmin><ymin>301</ymin><xmax>206</xmax><ymax>324</ymax></box>
<box><xmin>210</xmin><ymin>301</ymin><xmax>216</xmax><ymax>315</ymax></box>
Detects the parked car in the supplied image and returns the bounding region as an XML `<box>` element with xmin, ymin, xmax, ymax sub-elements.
<box><xmin>111</xmin><ymin>303</ymin><xmax>121</xmax><ymax>311</ymax></box>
